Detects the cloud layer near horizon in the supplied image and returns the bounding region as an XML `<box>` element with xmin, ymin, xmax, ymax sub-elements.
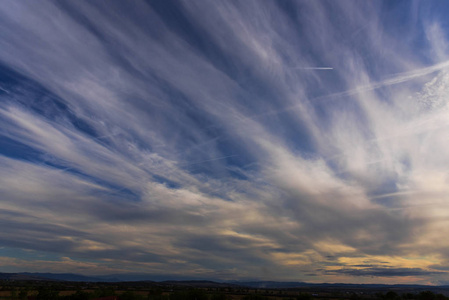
<box><xmin>1</xmin><ymin>0</ymin><xmax>449</xmax><ymax>284</ymax></box>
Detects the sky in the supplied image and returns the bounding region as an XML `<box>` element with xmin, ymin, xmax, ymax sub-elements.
<box><xmin>1</xmin><ymin>0</ymin><xmax>449</xmax><ymax>285</ymax></box>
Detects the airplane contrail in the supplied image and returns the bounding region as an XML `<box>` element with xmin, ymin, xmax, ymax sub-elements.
<box><xmin>0</xmin><ymin>86</ymin><xmax>10</xmax><ymax>94</ymax></box>
<box><xmin>248</xmin><ymin>60</ymin><xmax>449</xmax><ymax>120</ymax></box>
<box><xmin>180</xmin><ymin>155</ymin><xmax>238</xmax><ymax>167</ymax></box>
<box><xmin>296</xmin><ymin>67</ymin><xmax>334</xmax><ymax>70</ymax></box>
<box><xmin>344</xmin><ymin>59</ymin><xmax>449</xmax><ymax>95</ymax></box>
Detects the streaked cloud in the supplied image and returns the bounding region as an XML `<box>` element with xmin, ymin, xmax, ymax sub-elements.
<box><xmin>1</xmin><ymin>0</ymin><xmax>449</xmax><ymax>284</ymax></box>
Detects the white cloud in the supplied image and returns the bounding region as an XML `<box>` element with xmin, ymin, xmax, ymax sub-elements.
<box><xmin>0</xmin><ymin>0</ymin><xmax>449</xmax><ymax>283</ymax></box>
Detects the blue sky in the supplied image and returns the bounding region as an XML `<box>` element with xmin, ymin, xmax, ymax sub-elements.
<box><xmin>1</xmin><ymin>0</ymin><xmax>449</xmax><ymax>284</ymax></box>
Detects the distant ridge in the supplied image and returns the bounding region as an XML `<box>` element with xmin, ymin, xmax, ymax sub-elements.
<box><xmin>160</xmin><ymin>280</ymin><xmax>239</xmax><ymax>288</ymax></box>
<box><xmin>0</xmin><ymin>273</ymin><xmax>57</xmax><ymax>281</ymax></box>
<box><xmin>19</xmin><ymin>273</ymin><xmax>104</xmax><ymax>282</ymax></box>
<box><xmin>231</xmin><ymin>281</ymin><xmax>309</xmax><ymax>288</ymax></box>
<box><xmin>232</xmin><ymin>281</ymin><xmax>435</xmax><ymax>289</ymax></box>
<box><xmin>1</xmin><ymin>272</ymin><xmax>449</xmax><ymax>290</ymax></box>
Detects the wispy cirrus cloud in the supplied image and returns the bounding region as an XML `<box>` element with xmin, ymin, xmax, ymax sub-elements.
<box><xmin>1</xmin><ymin>0</ymin><xmax>449</xmax><ymax>284</ymax></box>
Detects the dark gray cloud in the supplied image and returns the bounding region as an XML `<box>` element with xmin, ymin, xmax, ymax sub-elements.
<box><xmin>328</xmin><ymin>267</ymin><xmax>444</xmax><ymax>278</ymax></box>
